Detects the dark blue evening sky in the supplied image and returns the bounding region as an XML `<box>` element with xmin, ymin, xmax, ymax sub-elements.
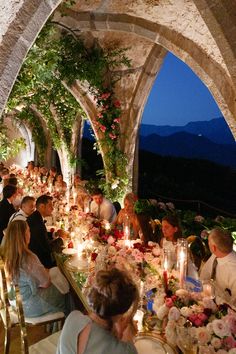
<box><xmin>142</xmin><ymin>52</ymin><xmax>222</xmax><ymax>127</ymax></box>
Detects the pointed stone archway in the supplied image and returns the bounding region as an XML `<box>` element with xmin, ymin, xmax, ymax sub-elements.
<box><xmin>1</xmin><ymin>0</ymin><xmax>236</xmax><ymax>194</ymax></box>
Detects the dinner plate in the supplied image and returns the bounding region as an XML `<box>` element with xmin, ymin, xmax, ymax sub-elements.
<box><xmin>134</xmin><ymin>332</ymin><xmax>176</xmax><ymax>354</ymax></box>
<box><xmin>62</xmin><ymin>248</ymin><xmax>77</xmax><ymax>255</ymax></box>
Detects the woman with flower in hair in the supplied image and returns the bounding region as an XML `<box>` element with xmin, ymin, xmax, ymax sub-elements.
<box><xmin>57</xmin><ymin>268</ymin><xmax>139</xmax><ymax>354</ymax></box>
<box><xmin>114</xmin><ymin>193</ymin><xmax>142</xmax><ymax>240</ymax></box>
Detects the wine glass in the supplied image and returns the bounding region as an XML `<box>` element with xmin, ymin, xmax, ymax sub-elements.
<box><xmin>176</xmin><ymin>326</ymin><xmax>198</xmax><ymax>354</ymax></box>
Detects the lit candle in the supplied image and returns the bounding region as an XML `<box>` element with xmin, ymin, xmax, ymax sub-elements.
<box><xmin>163</xmin><ymin>257</ymin><xmax>168</xmax><ymax>292</ymax></box>
<box><xmin>134</xmin><ymin>309</ymin><xmax>144</xmax><ymax>332</ymax></box>
<box><xmin>85</xmin><ymin>206</ymin><xmax>89</xmax><ymax>213</ymax></box>
<box><xmin>124</xmin><ymin>225</ymin><xmax>130</xmax><ymax>239</ymax></box>
<box><xmin>179</xmin><ymin>249</ymin><xmax>187</xmax><ymax>289</ymax></box>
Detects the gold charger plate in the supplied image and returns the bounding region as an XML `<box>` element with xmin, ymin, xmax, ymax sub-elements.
<box><xmin>134</xmin><ymin>332</ymin><xmax>177</xmax><ymax>354</ymax></box>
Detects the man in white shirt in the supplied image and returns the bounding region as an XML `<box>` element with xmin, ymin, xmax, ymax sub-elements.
<box><xmin>200</xmin><ymin>227</ymin><xmax>236</xmax><ymax>308</ymax></box>
<box><xmin>9</xmin><ymin>195</ymin><xmax>36</xmax><ymax>223</ymax></box>
<box><xmin>90</xmin><ymin>188</ymin><xmax>117</xmax><ymax>222</ymax></box>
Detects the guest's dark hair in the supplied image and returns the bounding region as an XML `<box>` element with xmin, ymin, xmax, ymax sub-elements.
<box><xmin>36</xmin><ymin>194</ymin><xmax>53</xmax><ymax>208</ymax></box>
<box><xmin>88</xmin><ymin>268</ymin><xmax>139</xmax><ymax>319</ymax></box>
<box><xmin>91</xmin><ymin>188</ymin><xmax>103</xmax><ymax>196</ymax></box>
<box><xmin>7</xmin><ymin>177</ymin><xmax>18</xmax><ymax>186</ymax></box>
<box><xmin>162</xmin><ymin>214</ymin><xmax>182</xmax><ymax>240</ymax></box>
<box><xmin>3</xmin><ymin>185</ymin><xmax>17</xmax><ymax>199</ymax></box>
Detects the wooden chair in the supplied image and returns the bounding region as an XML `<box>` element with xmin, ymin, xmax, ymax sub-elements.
<box><xmin>0</xmin><ymin>257</ymin><xmax>65</xmax><ymax>354</ymax></box>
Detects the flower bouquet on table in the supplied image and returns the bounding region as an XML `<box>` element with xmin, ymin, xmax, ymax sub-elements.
<box><xmin>159</xmin><ymin>290</ymin><xmax>236</xmax><ymax>354</ymax></box>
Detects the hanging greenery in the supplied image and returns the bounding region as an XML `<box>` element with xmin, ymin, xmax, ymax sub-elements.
<box><xmin>0</xmin><ymin>123</ymin><xmax>26</xmax><ymax>161</ymax></box>
<box><xmin>6</xmin><ymin>22</ymin><xmax>85</xmax><ymax>165</ymax></box>
<box><xmin>6</xmin><ymin>18</ymin><xmax>131</xmax><ymax>200</ymax></box>
<box><xmin>57</xmin><ymin>32</ymin><xmax>131</xmax><ymax>201</ymax></box>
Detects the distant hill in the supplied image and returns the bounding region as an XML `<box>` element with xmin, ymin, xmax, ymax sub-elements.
<box><xmin>83</xmin><ymin>117</ymin><xmax>236</xmax><ymax>169</ymax></box>
<box><xmin>140</xmin><ymin>117</ymin><xmax>235</xmax><ymax>145</ymax></box>
<box><xmin>140</xmin><ymin>132</ymin><xmax>236</xmax><ymax>169</ymax></box>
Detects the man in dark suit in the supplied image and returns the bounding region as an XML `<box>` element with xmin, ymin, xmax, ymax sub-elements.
<box><xmin>28</xmin><ymin>194</ymin><xmax>62</xmax><ymax>268</ymax></box>
<box><xmin>0</xmin><ymin>184</ymin><xmax>18</xmax><ymax>242</ymax></box>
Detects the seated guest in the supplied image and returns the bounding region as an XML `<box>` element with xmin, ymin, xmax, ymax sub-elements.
<box><xmin>90</xmin><ymin>188</ymin><xmax>117</xmax><ymax>222</ymax></box>
<box><xmin>27</xmin><ymin>194</ymin><xmax>62</xmax><ymax>268</ymax></box>
<box><xmin>200</xmin><ymin>227</ymin><xmax>236</xmax><ymax>308</ymax></box>
<box><xmin>0</xmin><ymin>184</ymin><xmax>18</xmax><ymax>242</ymax></box>
<box><xmin>160</xmin><ymin>214</ymin><xmax>182</xmax><ymax>249</ymax></box>
<box><xmin>9</xmin><ymin>196</ymin><xmax>36</xmax><ymax>223</ymax></box>
<box><xmin>47</xmin><ymin>166</ymin><xmax>57</xmax><ymax>185</ymax></box>
<box><xmin>114</xmin><ymin>193</ymin><xmax>141</xmax><ymax>240</ymax></box>
<box><xmin>3</xmin><ymin>220</ymin><xmax>66</xmax><ymax>317</ymax></box>
<box><xmin>57</xmin><ymin>268</ymin><xmax>139</xmax><ymax>354</ymax></box>
<box><xmin>54</xmin><ymin>174</ymin><xmax>67</xmax><ymax>193</ymax></box>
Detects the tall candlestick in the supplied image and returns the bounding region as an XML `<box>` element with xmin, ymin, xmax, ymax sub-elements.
<box><xmin>177</xmin><ymin>239</ymin><xmax>188</xmax><ymax>289</ymax></box>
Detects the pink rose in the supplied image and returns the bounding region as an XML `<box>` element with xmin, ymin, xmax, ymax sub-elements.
<box><xmin>222</xmin><ymin>336</ymin><xmax>236</xmax><ymax>350</ymax></box>
<box><xmin>165</xmin><ymin>297</ymin><xmax>174</xmax><ymax>308</ymax></box>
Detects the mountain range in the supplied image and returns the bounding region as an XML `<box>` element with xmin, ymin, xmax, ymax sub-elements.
<box><xmin>84</xmin><ymin>117</ymin><xmax>236</xmax><ymax>169</ymax></box>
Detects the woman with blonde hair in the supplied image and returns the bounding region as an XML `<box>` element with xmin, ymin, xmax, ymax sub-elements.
<box><xmin>3</xmin><ymin>220</ymin><xmax>66</xmax><ymax>317</ymax></box>
<box><xmin>114</xmin><ymin>193</ymin><xmax>142</xmax><ymax>240</ymax></box>
<box><xmin>57</xmin><ymin>268</ymin><xmax>139</xmax><ymax>354</ymax></box>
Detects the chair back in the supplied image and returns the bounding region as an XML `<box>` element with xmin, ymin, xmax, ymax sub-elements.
<box><xmin>0</xmin><ymin>257</ymin><xmax>11</xmax><ymax>354</ymax></box>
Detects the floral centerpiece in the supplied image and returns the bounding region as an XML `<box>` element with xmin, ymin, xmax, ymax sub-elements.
<box><xmin>154</xmin><ymin>289</ymin><xmax>236</xmax><ymax>353</ymax></box>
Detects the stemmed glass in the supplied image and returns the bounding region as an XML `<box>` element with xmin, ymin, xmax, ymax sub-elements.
<box><xmin>176</xmin><ymin>326</ymin><xmax>198</xmax><ymax>354</ymax></box>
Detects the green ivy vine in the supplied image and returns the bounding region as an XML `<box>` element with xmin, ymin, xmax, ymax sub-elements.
<box><xmin>6</xmin><ymin>17</ymin><xmax>131</xmax><ymax>201</ymax></box>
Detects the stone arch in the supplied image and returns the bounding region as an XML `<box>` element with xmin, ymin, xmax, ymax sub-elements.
<box><xmin>56</xmin><ymin>11</ymin><xmax>236</xmax><ymax>137</ymax></box>
<box><xmin>193</xmin><ymin>0</ymin><xmax>236</xmax><ymax>89</ymax></box>
<box><xmin>0</xmin><ymin>0</ymin><xmax>62</xmax><ymax>116</ymax></box>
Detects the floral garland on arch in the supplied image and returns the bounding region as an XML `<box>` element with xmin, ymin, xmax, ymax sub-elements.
<box><xmin>93</xmin><ymin>90</ymin><xmax>129</xmax><ymax>201</ymax></box>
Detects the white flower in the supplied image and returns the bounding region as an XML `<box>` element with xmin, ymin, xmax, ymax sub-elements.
<box><xmin>216</xmin><ymin>350</ymin><xmax>228</xmax><ymax>354</ymax></box>
<box><xmin>212</xmin><ymin>319</ymin><xmax>231</xmax><ymax>338</ymax></box>
<box><xmin>202</xmin><ymin>297</ymin><xmax>218</xmax><ymax>312</ymax></box>
<box><xmin>211</xmin><ymin>337</ymin><xmax>222</xmax><ymax>350</ymax></box>
<box><xmin>111</xmin><ymin>179</ymin><xmax>119</xmax><ymax>189</ymax></box>
<box><xmin>194</xmin><ymin>215</ymin><xmax>205</xmax><ymax>223</ymax></box>
<box><xmin>153</xmin><ymin>293</ymin><xmax>166</xmax><ymax>310</ymax></box>
<box><xmin>168</xmin><ymin>306</ymin><xmax>180</xmax><ymax>321</ymax></box>
<box><xmin>166</xmin><ymin>202</ymin><xmax>175</xmax><ymax>211</ymax></box>
<box><xmin>144</xmin><ymin>253</ymin><xmax>154</xmax><ymax>263</ymax></box>
<box><xmin>175</xmin><ymin>288</ymin><xmax>189</xmax><ymax>299</ymax></box>
<box><xmin>107</xmin><ymin>245</ymin><xmax>116</xmax><ymax>255</ymax></box>
<box><xmin>196</xmin><ymin>327</ymin><xmax>211</xmax><ymax>345</ymax></box>
<box><xmin>158</xmin><ymin>202</ymin><xmax>167</xmax><ymax>210</ymax></box>
<box><xmin>165</xmin><ymin>321</ymin><xmax>177</xmax><ymax>345</ymax></box>
<box><xmin>180</xmin><ymin>306</ymin><xmax>192</xmax><ymax>317</ymax></box>
<box><xmin>228</xmin><ymin>349</ymin><xmax>236</xmax><ymax>354</ymax></box>
<box><xmin>206</xmin><ymin>322</ymin><xmax>214</xmax><ymax>334</ymax></box>
<box><xmin>156</xmin><ymin>304</ymin><xmax>169</xmax><ymax>320</ymax></box>
<box><xmin>152</xmin><ymin>247</ymin><xmax>161</xmax><ymax>257</ymax></box>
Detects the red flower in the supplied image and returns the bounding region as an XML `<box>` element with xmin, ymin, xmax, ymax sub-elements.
<box><xmin>68</xmin><ymin>241</ymin><xmax>74</xmax><ymax>248</ymax></box>
<box><xmin>91</xmin><ymin>252</ymin><xmax>98</xmax><ymax>261</ymax></box>
<box><xmin>100</xmin><ymin>125</ymin><xmax>107</xmax><ymax>133</ymax></box>
<box><xmin>114</xmin><ymin>100</ymin><xmax>121</xmax><ymax>108</ymax></box>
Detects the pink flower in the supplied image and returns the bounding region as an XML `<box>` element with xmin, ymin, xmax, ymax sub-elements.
<box><xmin>222</xmin><ymin>336</ymin><xmax>236</xmax><ymax>350</ymax></box>
<box><xmin>165</xmin><ymin>297</ymin><xmax>174</xmax><ymax>308</ymax></box>
<box><xmin>111</xmin><ymin>124</ymin><xmax>115</xmax><ymax>130</ymax></box>
<box><xmin>109</xmin><ymin>133</ymin><xmax>117</xmax><ymax>140</ymax></box>
<box><xmin>101</xmin><ymin>92</ymin><xmax>111</xmax><ymax>100</ymax></box>
<box><xmin>225</xmin><ymin>314</ymin><xmax>236</xmax><ymax>333</ymax></box>
<box><xmin>114</xmin><ymin>118</ymin><xmax>120</xmax><ymax>124</ymax></box>
<box><xmin>100</xmin><ymin>125</ymin><xmax>107</xmax><ymax>133</ymax></box>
